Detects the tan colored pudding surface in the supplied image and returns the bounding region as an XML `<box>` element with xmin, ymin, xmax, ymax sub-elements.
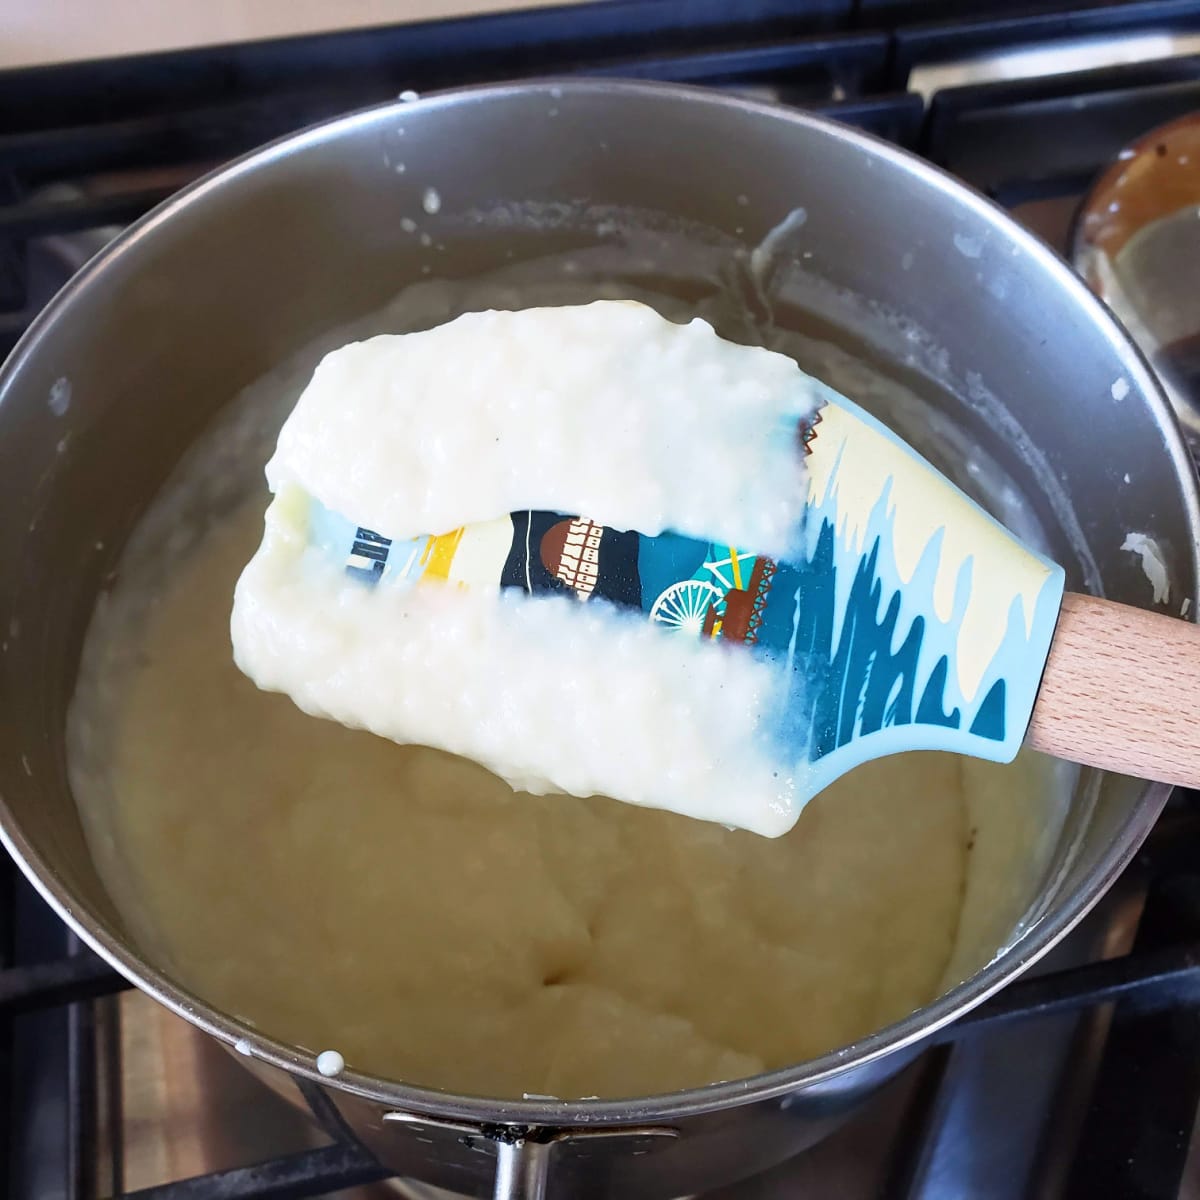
<box><xmin>69</xmin><ymin>495</ymin><xmax>1060</xmax><ymax>1098</ymax></box>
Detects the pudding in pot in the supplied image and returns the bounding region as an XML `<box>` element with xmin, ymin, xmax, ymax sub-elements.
<box><xmin>67</xmin><ymin>301</ymin><xmax>1068</xmax><ymax>1100</ymax></box>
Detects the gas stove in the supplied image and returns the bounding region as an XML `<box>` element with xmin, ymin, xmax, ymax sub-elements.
<box><xmin>5</xmin><ymin>3</ymin><xmax>1200</xmax><ymax>1198</ymax></box>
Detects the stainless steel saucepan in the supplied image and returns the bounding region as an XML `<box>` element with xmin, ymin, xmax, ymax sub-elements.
<box><xmin>0</xmin><ymin>80</ymin><xmax>1197</xmax><ymax>1199</ymax></box>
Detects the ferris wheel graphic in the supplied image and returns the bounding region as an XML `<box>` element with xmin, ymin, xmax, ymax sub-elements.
<box><xmin>648</xmin><ymin>579</ymin><xmax>723</xmax><ymax>635</ymax></box>
<box><xmin>648</xmin><ymin>549</ymin><xmax>749</xmax><ymax>637</ymax></box>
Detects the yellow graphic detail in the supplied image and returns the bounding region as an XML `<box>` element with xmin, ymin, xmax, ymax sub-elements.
<box><xmin>420</xmin><ymin>527</ymin><xmax>466</xmax><ymax>581</ymax></box>
<box><xmin>728</xmin><ymin>547</ymin><xmax>744</xmax><ymax>591</ymax></box>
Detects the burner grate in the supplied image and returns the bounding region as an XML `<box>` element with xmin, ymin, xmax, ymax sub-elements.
<box><xmin>120</xmin><ymin>1142</ymin><xmax>392</xmax><ymax>1200</ymax></box>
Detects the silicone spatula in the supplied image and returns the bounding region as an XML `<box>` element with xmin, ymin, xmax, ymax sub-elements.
<box><xmin>292</xmin><ymin>374</ymin><xmax>1200</xmax><ymax>801</ymax></box>
<box><xmin>305</xmin><ymin>383</ymin><xmax>1200</xmax><ymax>799</ymax></box>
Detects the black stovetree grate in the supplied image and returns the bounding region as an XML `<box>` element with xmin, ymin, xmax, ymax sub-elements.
<box><xmin>122</xmin><ymin>1083</ymin><xmax>395</xmax><ymax>1200</ymax></box>
<box><xmin>5</xmin><ymin>2</ymin><xmax>1200</xmax><ymax>1197</ymax></box>
<box><xmin>6</xmin><ymin>0</ymin><xmax>1200</xmax><ymax>353</ymax></box>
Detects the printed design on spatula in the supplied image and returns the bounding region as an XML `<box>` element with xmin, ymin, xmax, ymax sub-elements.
<box><xmin>317</xmin><ymin>508</ymin><xmax>787</xmax><ymax>643</ymax></box>
<box><xmin>784</xmin><ymin>388</ymin><xmax>1064</xmax><ymax>794</ymax></box>
<box><xmin>310</xmin><ymin>391</ymin><xmax>1063</xmax><ymax>779</ymax></box>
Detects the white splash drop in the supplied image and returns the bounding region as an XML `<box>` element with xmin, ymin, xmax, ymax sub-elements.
<box><xmin>953</xmin><ymin>233</ymin><xmax>983</xmax><ymax>259</ymax></box>
<box><xmin>400</xmin><ymin>217</ymin><xmax>417</xmax><ymax>234</ymax></box>
<box><xmin>234</xmin><ymin>1037</ymin><xmax>253</xmax><ymax>1056</ymax></box>
<box><xmin>1121</xmin><ymin>532</ymin><xmax>1170</xmax><ymax>604</ymax></box>
<box><xmin>901</xmin><ymin>250</ymin><xmax>915</xmax><ymax>271</ymax></box>
<box><xmin>1182</xmin><ymin>597</ymin><xmax>1193</xmax><ymax>618</ymax></box>
<box><xmin>20</xmin><ymin>755</ymin><xmax>32</xmax><ymax>777</ymax></box>
<box><xmin>422</xmin><ymin>188</ymin><xmax>441</xmax><ymax>215</ymax></box>
<box><xmin>747</xmin><ymin>206</ymin><xmax>807</xmax><ymax>294</ymax></box>
<box><xmin>1111</xmin><ymin>377</ymin><xmax>1129</xmax><ymax>402</ymax></box>
<box><xmin>1123</xmin><ymin>473</ymin><xmax>1131</xmax><ymax>484</ymax></box>
<box><xmin>398</xmin><ymin>89</ymin><xmax>419</xmax><ymax>103</ymax></box>
<box><xmin>394</xmin><ymin>162</ymin><xmax>406</xmax><ymax>174</ymax></box>
<box><xmin>48</xmin><ymin>377</ymin><xmax>72</xmax><ymax>416</ymax></box>
<box><xmin>317</xmin><ymin>1049</ymin><xmax>345</xmax><ymax>1077</ymax></box>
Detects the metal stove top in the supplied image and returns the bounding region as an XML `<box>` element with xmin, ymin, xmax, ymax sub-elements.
<box><xmin>5</xmin><ymin>2</ymin><xmax>1200</xmax><ymax>1197</ymax></box>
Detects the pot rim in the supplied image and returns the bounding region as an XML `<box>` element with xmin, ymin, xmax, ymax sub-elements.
<box><xmin>1</xmin><ymin>76</ymin><xmax>1195</xmax><ymax>1128</ymax></box>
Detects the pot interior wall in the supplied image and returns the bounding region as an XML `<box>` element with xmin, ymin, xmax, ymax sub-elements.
<box><xmin>0</xmin><ymin>83</ymin><xmax>1194</xmax><ymax>1092</ymax></box>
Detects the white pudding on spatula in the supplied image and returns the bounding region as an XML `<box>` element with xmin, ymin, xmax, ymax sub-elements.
<box><xmin>232</xmin><ymin>302</ymin><xmax>820</xmax><ymax>837</ymax></box>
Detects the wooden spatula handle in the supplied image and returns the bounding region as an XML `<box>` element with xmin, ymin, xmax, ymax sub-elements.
<box><xmin>1026</xmin><ymin>591</ymin><xmax>1200</xmax><ymax>786</ymax></box>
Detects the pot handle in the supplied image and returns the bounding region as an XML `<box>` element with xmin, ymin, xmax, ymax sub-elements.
<box><xmin>384</xmin><ymin>1111</ymin><xmax>678</xmax><ymax>1198</ymax></box>
<box><xmin>490</xmin><ymin>1126</ymin><xmax>680</xmax><ymax>1200</ymax></box>
<box><xmin>493</xmin><ymin>1135</ymin><xmax>552</xmax><ymax>1200</ymax></box>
